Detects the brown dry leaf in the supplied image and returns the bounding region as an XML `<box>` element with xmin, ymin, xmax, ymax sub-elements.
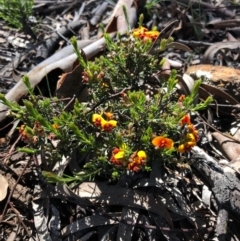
<box><xmin>206</xmin><ymin>19</ymin><xmax>240</xmax><ymax>29</ymax></box>
<box><xmin>199</xmin><ymin>83</ymin><xmax>239</xmax><ymax>105</ymax></box>
<box><xmin>202</xmin><ymin>42</ymin><xmax>240</xmax><ymax>64</ymax></box>
<box><xmin>104</xmin><ymin>0</ymin><xmax>138</xmax><ymax>35</ymax></box>
<box><xmin>212</xmin><ymin>132</ymin><xmax>240</xmax><ymax>161</ymax></box>
<box><xmin>56</xmin><ymin>58</ymin><xmax>88</xmax><ymax>104</ymax></box>
<box><xmin>223</xmin><ymin>156</ymin><xmax>240</xmax><ymax>174</ymax></box>
<box><xmin>73</xmin><ymin>182</ymin><xmax>174</xmax><ymax>227</ymax></box>
<box><xmin>0</xmin><ymin>173</ymin><xmax>8</xmax><ymax>201</ymax></box>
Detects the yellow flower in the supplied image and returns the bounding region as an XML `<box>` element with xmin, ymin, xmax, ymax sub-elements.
<box><xmin>92</xmin><ymin>114</ymin><xmax>103</xmax><ymax>127</ymax></box>
<box><xmin>177</xmin><ymin>141</ymin><xmax>196</xmax><ymax>153</ymax></box>
<box><xmin>127</xmin><ymin>150</ymin><xmax>147</xmax><ymax>172</ymax></box>
<box><xmin>110</xmin><ymin>147</ymin><xmax>125</xmax><ymax>166</ymax></box>
<box><xmin>188</xmin><ymin>124</ymin><xmax>199</xmax><ymax>140</ymax></box>
<box><xmin>186</xmin><ymin>133</ymin><xmax>196</xmax><ymax>142</ymax></box>
<box><xmin>137</xmin><ymin>150</ymin><xmax>147</xmax><ymax>160</ymax></box>
<box><xmin>133</xmin><ymin>26</ymin><xmax>148</xmax><ymax>38</ymax></box>
<box><xmin>114</xmin><ymin>150</ymin><xmax>125</xmax><ymax>159</ymax></box>
<box><xmin>101</xmin><ymin>119</ymin><xmax>117</xmax><ymax>132</ymax></box>
<box><xmin>152</xmin><ymin>136</ymin><xmax>174</xmax><ymax>149</ymax></box>
<box><xmin>143</xmin><ymin>30</ymin><xmax>160</xmax><ymax>41</ymax></box>
<box><xmin>133</xmin><ymin>26</ymin><xmax>160</xmax><ymax>42</ymax></box>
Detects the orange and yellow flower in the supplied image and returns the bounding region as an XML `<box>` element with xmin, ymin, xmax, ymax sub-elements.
<box><xmin>127</xmin><ymin>150</ymin><xmax>147</xmax><ymax>172</ymax></box>
<box><xmin>133</xmin><ymin>26</ymin><xmax>160</xmax><ymax>42</ymax></box>
<box><xmin>188</xmin><ymin>124</ymin><xmax>199</xmax><ymax>140</ymax></box>
<box><xmin>177</xmin><ymin>141</ymin><xmax>196</xmax><ymax>153</ymax></box>
<box><xmin>101</xmin><ymin>119</ymin><xmax>117</xmax><ymax>132</ymax></box>
<box><xmin>92</xmin><ymin>113</ymin><xmax>117</xmax><ymax>131</ymax></box>
<box><xmin>177</xmin><ymin>131</ymin><xmax>197</xmax><ymax>153</ymax></box>
<box><xmin>152</xmin><ymin>136</ymin><xmax>174</xmax><ymax>149</ymax></box>
<box><xmin>110</xmin><ymin>148</ymin><xmax>125</xmax><ymax>166</ymax></box>
<box><xmin>92</xmin><ymin>114</ymin><xmax>103</xmax><ymax>127</ymax></box>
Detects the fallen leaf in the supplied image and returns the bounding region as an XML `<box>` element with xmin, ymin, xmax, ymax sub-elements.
<box><xmin>0</xmin><ymin>173</ymin><xmax>8</xmax><ymax>201</ymax></box>
<box><xmin>212</xmin><ymin>132</ymin><xmax>240</xmax><ymax>161</ymax></box>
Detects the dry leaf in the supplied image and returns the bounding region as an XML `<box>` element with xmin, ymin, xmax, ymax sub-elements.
<box><xmin>104</xmin><ymin>0</ymin><xmax>138</xmax><ymax>35</ymax></box>
<box><xmin>56</xmin><ymin>62</ymin><xmax>88</xmax><ymax>103</ymax></box>
<box><xmin>0</xmin><ymin>173</ymin><xmax>8</xmax><ymax>201</ymax></box>
<box><xmin>212</xmin><ymin>132</ymin><xmax>240</xmax><ymax>161</ymax></box>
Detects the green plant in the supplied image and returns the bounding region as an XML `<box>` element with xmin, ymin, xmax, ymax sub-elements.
<box><xmin>0</xmin><ymin>24</ymin><xmax>212</xmax><ymax>186</ymax></box>
<box><xmin>145</xmin><ymin>0</ymin><xmax>161</xmax><ymax>11</ymax></box>
<box><xmin>0</xmin><ymin>0</ymin><xmax>34</xmax><ymax>29</ymax></box>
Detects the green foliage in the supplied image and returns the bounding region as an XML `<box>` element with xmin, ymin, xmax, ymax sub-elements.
<box><xmin>0</xmin><ymin>0</ymin><xmax>34</xmax><ymax>29</ymax></box>
<box><xmin>0</xmin><ymin>24</ymin><xmax>213</xmax><ymax>185</ymax></box>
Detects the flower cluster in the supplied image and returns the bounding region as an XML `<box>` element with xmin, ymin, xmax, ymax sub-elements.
<box><xmin>92</xmin><ymin>113</ymin><xmax>117</xmax><ymax>132</ymax></box>
<box><xmin>177</xmin><ymin>115</ymin><xmax>199</xmax><ymax>153</ymax></box>
<box><xmin>133</xmin><ymin>26</ymin><xmax>160</xmax><ymax>42</ymax></box>
<box><xmin>110</xmin><ymin>146</ymin><xmax>147</xmax><ymax>172</ymax></box>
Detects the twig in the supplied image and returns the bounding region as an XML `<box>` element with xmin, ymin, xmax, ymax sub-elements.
<box><xmin>3</xmin><ymin>135</ymin><xmax>21</xmax><ymax>164</ymax></box>
<box><xmin>9</xmin><ymin>202</ymin><xmax>31</xmax><ymax>237</ymax></box>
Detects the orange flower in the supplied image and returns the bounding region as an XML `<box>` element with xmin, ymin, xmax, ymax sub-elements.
<box><xmin>181</xmin><ymin>115</ymin><xmax>191</xmax><ymax>125</ymax></box>
<box><xmin>127</xmin><ymin>151</ymin><xmax>147</xmax><ymax>172</ymax></box>
<box><xmin>101</xmin><ymin>119</ymin><xmax>117</xmax><ymax>132</ymax></box>
<box><xmin>133</xmin><ymin>26</ymin><xmax>160</xmax><ymax>42</ymax></box>
<box><xmin>110</xmin><ymin>148</ymin><xmax>124</xmax><ymax>166</ymax></box>
<box><xmin>133</xmin><ymin>26</ymin><xmax>148</xmax><ymax>39</ymax></box>
<box><xmin>152</xmin><ymin>136</ymin><xmax>174</xmax><ymax>149</ymax></box>
<box><xmin>178</xmin><ymin>94</ymin><xmax>185</xmax><ymax>102</ymax></box>
<box><xmin>104</xmin><ymin>112</ymin><xmax>113</xmax><ymax>120</ymax></box>
<box><xmin>92</xmin><ymin>114</ymin><xmax>103</xmax><ymax>127</ymax></box>
<box><xmin>143</xmin><ymin>30</ymin><xmax>160</xmax><ymax>41</ymax></box>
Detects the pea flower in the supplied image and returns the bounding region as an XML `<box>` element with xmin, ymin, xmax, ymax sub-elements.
<box><xmin>92</xmin><ymin>114</ymin><xmax>103</xmax><ymax>127</ymax></box>
<box><xmin>110</xmin><ymin>148</ymin><xmax>124</xmax><ymax>166</ymax></box>
<box><xmin>133</xmin><ymin>26</ymin><xmax>160</xmax><ymax>42</ymax></box>
<box><xmin>133</xmin><ymin>26</ymin><xmax>148</xmax><ymax>38</ymax></box>
<box><xmin>177</xmin><ymin>142</ymin><xmax>196</xmax><ymax>153</ymax></box>
<box><xmin>177</xmin><ymin>131</ymin><xmax>197</xmax><ymax>153</ymax></box>
<box><xmin>127</xmin><ymin>150</ymin><xmax>147</xmax><ymax>172</ymax></box>
<box><xmin>142</xmin><ymin>30</ymin><xmax>159</xmax><ymax>41</ymax></box>
<box><xmin>188</xmin><ymin>124</ymin><xmax>199</xmax><ymax>140</ymax></box>
<box><xmin>101</xmin><ymin>119</ymin><xmax>117</xmax><ymax>132</ymax></box>
<box><xmin>152</xmin><ymin>136</ymin><xmax>174</xmax><ymax>149</ymax></box>
<box><xmin>181</xmin><ymin>114</ymin><xmax>191</xmax><ymax>125</ymax></box>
